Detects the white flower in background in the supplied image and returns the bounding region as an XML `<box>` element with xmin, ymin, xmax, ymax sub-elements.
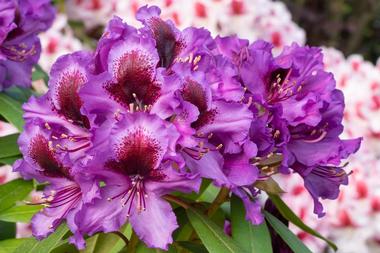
<box><xmin>65</xmin><ymin>0</ymin><xmax>305</xmax><ymax>51</ymax></box>
<box><xmin>39</xmin><ymin>14</ymin><xmax>83</xmax><ymax>71</ymax></box>
<box><xmin>323</xmin><ymin>48</ymin><xmax>380</xmax><ymax>154</ymax></box>
<box><xmin>0</xmin><ymin>121</ymin><xmax>18</xmax><ymax>138</ymax></box>
<box><xmin>0</xmin><ymin>165</ymin><xmax>18</xmax><ymax>185</ymax></box>
<box><xmin>65</xmin><ymin>0</ymin><xmax>118</xmax><ymax>29</ymax></box>
<box><xmin>0</xmin><ymin>121</ymin><xmax>19</xmax><ymax>184</ymax></box>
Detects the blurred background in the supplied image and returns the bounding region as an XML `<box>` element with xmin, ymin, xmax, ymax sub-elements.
<box><xmin>1</xmin><ymin>1</ymin><xmax>379</xmax><ymax>252</ymax></box>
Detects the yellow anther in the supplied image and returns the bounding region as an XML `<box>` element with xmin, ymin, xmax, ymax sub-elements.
<box><xmin>45</xmin><ymin>122</ymin><xmax>51</xmax><ymax>130</ymax></box>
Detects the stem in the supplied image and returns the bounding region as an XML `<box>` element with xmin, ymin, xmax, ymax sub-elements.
<box><xmin>126</xmin><ymin>231</ymin><xmax>139</xmax><ymax>253</ymax></box>
<box><xmin>207</xmin><ymin>187</ymin><xmax>230</xmax><ymax>217</ymax></box>
<box><xmin>111</xmin><ymin>231</ymin><xmax>129</xmax><ymax>246</ymax></box>
<box><xmin>164</xmin><ymin>195</ymin><xmax>191</xmax><ymax>209</ymax></box>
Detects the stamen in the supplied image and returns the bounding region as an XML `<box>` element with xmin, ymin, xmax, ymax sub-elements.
<box><xmin>45</xmin><ymin>122</ymin><xmax>51</xmax><ymax>130</ymax></box>
<box><xmin>247</xmin><ymin>96</ymin><xmax>253</xmax><ymax>107</ymax></box>
<box><xmin>303</xmin><ymin>130</ymin><xmax>327</xmax><ymax>143</ymax></box>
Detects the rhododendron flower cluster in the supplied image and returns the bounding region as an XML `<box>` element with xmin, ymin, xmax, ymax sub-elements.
<box><xmin>14</xmin><ymin>6</ymin><xmax>361</xmax><ymax>250</ymax></box>
<box><xmin>0</xmin><ymin>0</ymin><xmax>55</xmax><ymax>90</ymax></box>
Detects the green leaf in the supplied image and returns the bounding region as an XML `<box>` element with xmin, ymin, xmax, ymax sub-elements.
<box><xmin>231</xmin><ymin>195</ymin><xmax>272</xmax><ymax>253</ymax></box>
<box><xmin>0</xmin><ymin>220</ymin><xmax>16</xmax><ymax>240</ymax></box>
<box><xmin>264</xmin><ymin>211</ymin><xmax>312</xmax><ymax>253</ymax></box>
<box><xmin>196</xmin><ymin>183</ymin><xmax>220</xmax><ymax>203</ymax></box>
<box><xmin>0</xmin><ymin>155</ymin><xmax>21</xmax><ymax>165</ymax></box>
<box><xmin>0</xmin><ymin>134</ymin><xmax>20</xmax><ymax>159</ymax></box>
<box><xmin>135</xmin><ymin>242</ymin><xmax>177</xmax><ymax>253</ymax></box>
<box><xmin>0</xmin><ymin>93</ymin><xmax>24</xmax><ymax>131</ymax></box>
<box><xmin>173</xmin><ymin>207</ymin><xmax>193</xmax><ymax>241</ymax></box>
<box><xmin>81</xmin><ymin>224</ymin><xmax>131</xmax><ymax>253</ymax></box>
<box><xmin>32</xmin><ymin>64</ymin><xmax>49</xmax><ymax>84</ymax></box>
<box><xmin>13</xmin><ymin>223</ymin><xmax>69</xmax><ymax>253</ymax></box>
<box><xmin>176</xmin><ymin>241</ymin><xmax>207</xmax><ymax>253</ymax></box>
<box><xmin>0</xmin><ymin>238</ymin><xmax>33</xmax><ymax>253</ymax></box>
<box><xmin>185</xmin><ymin>179</ymin><xmax>212</xmax><ymax>200</ymax></box>
<box><xmin>0</xmin><ymin>205</ymin><xmax>42</xmax><ymax>223</ymax></box>
<box><xmin>254</xmin><ymin>177</ymin><xmax>285</xmax><ymax>195</ymax></box>
<box><xmin>269</xmin><ymin>194</ymin><xmax>337</xmax><ymax>251</ymax></box>
<box><xmin>51</xmin><ymin>242</ymin><xmax>79</xmax><ymax>253</ymax></box>
<box><xmin>81</xmin><ymin>233</ymin><xmax>122</xmax><ymax>253</ymax></box>
<box><xmin>186</xmin><ymin>208</ymin><xmax>246</xmax><ymax>253</ymax></box>
<box><xmin>4</xmin><ymin>86</ymin><xmax>33</xmax><ymax>103</ymax></box>
<box><xmin>0</xmin><ymin>179</ymin><xmax>33</xmax><ymax>212</ymax></box>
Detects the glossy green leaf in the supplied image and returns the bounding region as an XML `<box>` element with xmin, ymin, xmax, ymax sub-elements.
<box><xmin>51</xmin><ymin>243</ymin><xmax>79</xmax><ymax>253</ymax></box>
<box><xmin>265</xmin><ymin>211</ymin><xmax>312</xmax><ymax>253</ymax></box>
<box><xmin>0</xmin><ymin>134</ymin><xmax>20</xmax><ymax>159</ymax></box>
<box><xmin>4</xmin><ymin>86</ymin><xmax>33</xmax><ymax>103</ymax></box>
<box><xmin>0</xmin><ymin>93</ymin><xmax>24</xmax><ymax>131</ymax></box>
<box><xmin>0</xmin><ymin>155</ymin><xmax>21</xmax><ymax>165</ymax></box>
<box><xmin>186</xmin><ymin>179</ymin><xmax>212</xmax><ymax>200</ymax></box>
<box><xmin>196</xmin><ymin>183</ymin><xmax>220</xmax><ymax>203</ymax></box>
<box><xmin>255</xmin><ymin>177</ymin><xmax>285</xmax><ymax>195</ymax></box>
<box><xmin>13</xmin><ymin>223</ymin><xmax>69</xmax><ymax>253</ymax></box>
<box><xmin>0</xmin><ymin>238</ymin><xmax>33</xmax><ymax>253</ymax></box>
<box><xmin>81</xmin><ymin>224</ymin><xmax>131</xmax><ymax>253</ymax></box>
<box><xmin>0</xmin><ymin>179</ymin><xmax>33</xmax><ymax>212</ymax></box>
<box><xmin>0</xmin><ymin>205</ymin><xmax>42</xmax><ymax>223</ymax></box>
<box><xmin>32</xmin><ymin>64</ymin><xmax>49</xmax><ymax>84</ymax></box>
<box><xmin>0</xmin><ymin>221</ymin><xmax>16</xmax><ymax>240</ymax></box>
<box><xmin>231</xmin><ymin>195</ymin><xmax>272</xmax><ymax>253</ymax></box>
<box><xmin>135</xmin><ymin>242</ymin><xmax>176</xmax><ymax>253</ymax></box>
<box><xmin>176</xmin><ymin>241</ymin><xmax>207</xmax><ymax>253</ymax></box>
<box><xmin>186</xmin><ymin>208</ymin><xmax>246</xmax><ymax>253</ymax></box>
<box><xmin>173</xmin><ymin>207</ymin><xmax>193</xmax><ymax>241</ymax></box>
<box><xmin>269</xmin><ymin>194</ymin><xmax>337</xmax><ymax>251</ymax></box>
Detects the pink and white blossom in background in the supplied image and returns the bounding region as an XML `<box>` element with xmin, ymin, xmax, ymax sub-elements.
<box><xmin>281</xmin><ymin>49</ymin><xmax>380</xmax><ymax>253</ymax></box>
<box><xmin>0</xmin><ymin>121</ymin><xmax>18</xmax><ymax>184</ymax></box>
<box><xmin>39</xmin><ymin>14</ymin><xmax>83</xmax><ymax>71</ymax></box>
<box><xmin>324</xmin><ymin>48</ymin><xmax>380</xmax><ymax>153</ymax></box>
<box><xmin>65</xmin><ymin>0</ymin><xmax>305</xmax><ymax>51</ymax></box>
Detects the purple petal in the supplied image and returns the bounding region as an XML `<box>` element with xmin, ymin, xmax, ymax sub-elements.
<box><xmin>129</xmin><ymin>194</ymin><xmax>177</xmax><ymax>250</ymax></box>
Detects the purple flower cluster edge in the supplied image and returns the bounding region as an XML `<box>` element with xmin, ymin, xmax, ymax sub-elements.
<box><xmin>0</xmin><ymin>0</ymin><xmax>55</xmax><ymax>90</ymax></box>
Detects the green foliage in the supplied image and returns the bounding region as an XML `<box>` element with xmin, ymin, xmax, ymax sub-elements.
<box><xmin>81</xmin><ymin>225</ymin><xmax>132</xmax><ymax>253</ymax></box>
<box><xmin>0</xmin><ymin>93</ymin><xmax>24</xmax><ymax>131</ymax></box>
<box><xmin>186</xmin><ymin>207</ymin><xmax>246</xmax><ymax>253</ymax></box>
<box><xmin>269</xmin><ymin>194</ymin><xmax>337</xmax><ymax>251</ymax></box>
<box><xmin>231</xmin><ymin>195</ymin><xmax>272</xmax><ymax>253</ymax></box>
<box><xmin>0</xmin><ymin>238</ymin><xmax>33</xmax><ymax>253</ymax></box>
<box><xmin>4</xmin><ymin>87</ymin><xmax>33</xmax><ymax>103</ymax></box>
<box><xmin>0</xmin><ymin>221</ymin><xmax>16</xmax><ymax>240</ymax></box>
<box><xmin>32</xmin><ymin>65</ymin><xmax>49</xmax><ymax>85</ymax></box>
<box><xmin>0</xmin><ymin>205</ymin><xmax>42</xmax><ymax>223</ymax></box>
<box><xmin>13</xmin><ymin>224</ymin><xmax>69</xmax><ymax>253</ymax></box>
<box><xmin>0</xmin><ymin>179</ymin><xmax>33</xmax><ymax>213</ymax></box>
<box><xmin>0</xmin><ymin>134</ymin><xmax>21</xmax><ymax>160</ymax></box>
<box><xmin>265</xmin><ymin>211</ymin><xmax>313</xmax><ymax>253</ymax></box>
<box><xmin>0</xmin><ymin>155</ymin><xmax>21</xmax><ymax>165</ymax></box>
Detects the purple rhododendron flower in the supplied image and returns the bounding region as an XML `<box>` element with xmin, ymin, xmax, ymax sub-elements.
<box><xmin>0</xmin><ymin>0</ymin><xmax>55</xmax><ymax>90</ymax></box>
<box><xmin>13</xmin><ymin>123</ymin><xmax>99</xmax><ymax>246</ymax></box>
<box><xmin>13</xmin><ymin>4</ymin><xmax>361</xmax><ymax>250</ymax></box>
<box><xmin>215</xmin><ymin>36</ymin><xmax>362</xmax><ymax>217</ymax></box>
<box><xmin>74</xmin><ymin>113</ymin><xmax>200</xmax><ymax>249</ymax></box>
